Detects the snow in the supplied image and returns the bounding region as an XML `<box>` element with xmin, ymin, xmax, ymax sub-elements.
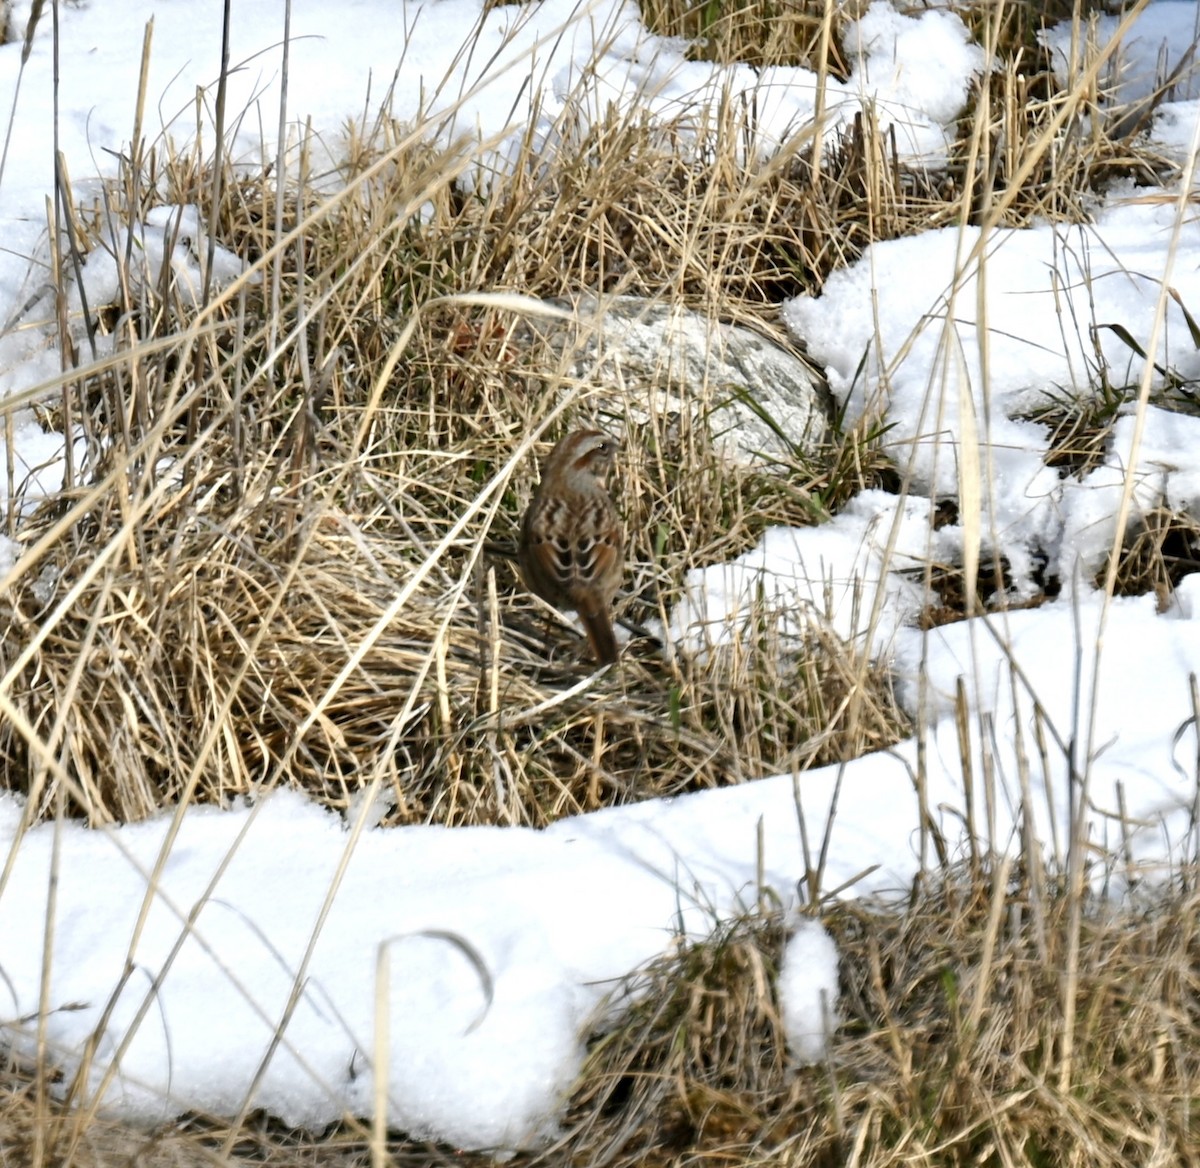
<box><xmin>1056</xmin><ymin>404</ymin><xmax>1200</xmax><ymax>581</ymax></box>
<box><xmin>840</xmin><ymin>2</ymin><xmax>985</xmax><ymax>158</ymax></box>
<box><xmin>0</xmin><ymin>784</ymin><xmax>844</xmax><ymax>1149</ymax></box>
<box><xmin>782</xmin><ymin>198</ymin><xmax>1200</xmax><ymax>596</ymax></box>
<box><xmin>660</xmin><ymin>489</ymin><xmax>935</xmax><ymax>657</ymax></box>
<box><xmin>0</xmin><ymin>0</ymin><xmax>1198</xmax><ymax>1155</ymax></box>
<box><xmin>780</xmin><ymin>917</ymin><xmax>841</xmax><ymax>1066</ymax></box>
<box><xmin>893</xmin><ymin>590</ymin><xmax>1200</xmax><ymax>875</ymax></box>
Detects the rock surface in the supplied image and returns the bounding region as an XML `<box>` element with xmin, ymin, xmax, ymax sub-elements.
<box><xmin>530</xmin><ymin>295</ymin><xmax>830</xmax><ymax>466</ymax></box>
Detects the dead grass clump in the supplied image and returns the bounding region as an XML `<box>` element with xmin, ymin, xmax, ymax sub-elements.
<box><xmin>954</xmin><ymin>0</ymin><xmax>1103</xmax><ymax>56</ymax></box>
<box><xmin>431</xmin><ymin>111</ymin><xmax>825</xmax><ymax>305</ymax></box>
<box><xmin>543</xmin><ymin>868</ymin><xmax>1200</xmax><ymax>1168</ymax></box>
<box><xmin>0</xmin><ymin>98</ymin><xmax>916</xmax><ymax>826</ymax></box>
<box><xmin>1031</xmin><ymin>368</ymin><xmax>1200</xmax><ymax>482</ymax></box>
<box><xmin>421</xmin><ymin>93</ymin><xmax>988</xmax><ymax>310</ymax></box>
<box><xmin>827</xmin><ymin>872</ymin><xmax>1200</xmax><ymax>1167</ymax></box>
<box><xmin>957</xmin><ymin>44</ymin><xmax>1176</xmax><ymax>229</ymax></box>
<box><xmin>789</xmin><ymin>110</ymin><xmax>964</xmax><ymax>276</ymax></box>
<box><xmin>637</xmin><ymin>0</ymin><xmax>1176</xmax><ymax>238</ymax></box>
<box><xmin>808</xmin><ymin>413</ymin><xmax>900</xmax><ymax>514</ymax></box>
<box><xmin>1103</xmin><ymin>504</ymin><xmax>1200</xmax><ymax>607</ymax></box>
<box><xmin>0</xmin><ymin>1049</ymin><xmax>392</xmax><ymax>1168</ymax></box>
<box><xmin>563</xmin><ymin>915</ymin><xmax>798</xmax><ymax>1167</ymax></box>
<box><xmin>915</xmin><ymin>550</ymin><xmax>1056</xmax><ymax>630</ymax></box>
<box><xmin>1028</xmin><ymin>393</ymin><xmax>1125</xmax><ymax>480</ymax></box>
<box><xmin>639</xmin><ymin>0</ymin><xmax>847</xmax><ymax>72</ymax></box>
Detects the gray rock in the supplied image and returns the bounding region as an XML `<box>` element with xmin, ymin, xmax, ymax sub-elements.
<box><xmin>533</xmin><ymin>295</ymin><xmax>830</xmax><ymax>466</ymax></box>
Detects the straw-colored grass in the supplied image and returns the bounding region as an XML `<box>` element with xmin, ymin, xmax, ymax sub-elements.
<box><xmin>3</xmin><ymin>0</ymin><xmax>1198</xmax><ymax>1163</ymax></box>
<box><xmin>547</xmin><ymin>869</ymin><xmax>1200</xmax><ymax>1168</ymax></box>
<box><xmin>0</xmin><ymin>55</ymin><xmax>928</xmax><ymax>828</ymax></box>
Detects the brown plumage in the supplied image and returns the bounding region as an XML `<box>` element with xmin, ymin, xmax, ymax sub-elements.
<box><xmin>518</xmin><ymin>428</ymin><xmax>625</xmax><ymax>665</ymax></box>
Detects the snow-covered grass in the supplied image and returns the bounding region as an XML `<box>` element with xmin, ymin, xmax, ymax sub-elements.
<box><xmin>3</xmin><ymin>0</ymin><xmax>1200</xmax><ymax>1164</ymax></box>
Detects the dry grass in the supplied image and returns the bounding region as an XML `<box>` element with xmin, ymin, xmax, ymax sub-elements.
<box><xmin>4</xmin><ymin>0</ymin><xmax>1173</xmax><ymax>825</ymax></box>
<box><xmin>540</xmin><ymin>869</ymin><xmax>1200</xmax><ymax>1168</ymax></box>
<box><xmin>1107</xmin><ymin>504</ymin><xmax>1200</xmax><ymax>606</ymax></box>
<box><xmin>638</xmin><ymin>0</ymin><xmax>844</xmax><ymax>70</ymax></box>
<box><xmin>0</xmin><ymin>46</ymin><xmax>933</xmax><ymax>828</ymax></box>
<box><xmin>2</xmin><ymin>0</ymin><xmax>1199</xmax><ymax>1163</ymax></box>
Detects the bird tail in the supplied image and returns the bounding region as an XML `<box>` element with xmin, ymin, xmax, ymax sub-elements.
<box><xmin>578</xmin><ymin>606</ymin><xmax>619</xmax><ymax>666</ymax></box>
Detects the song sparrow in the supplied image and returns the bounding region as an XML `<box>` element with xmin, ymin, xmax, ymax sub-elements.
<box><xmin>518</xmin><ymin>428</ymin><xmax>625</xmax><ymax>665</ymax></box>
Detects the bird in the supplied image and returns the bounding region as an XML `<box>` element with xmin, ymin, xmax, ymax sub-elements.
<box><xmin>518</xmin><ymin>428</ymin><xmax>625</xmax><ymax>665</ymax></box>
